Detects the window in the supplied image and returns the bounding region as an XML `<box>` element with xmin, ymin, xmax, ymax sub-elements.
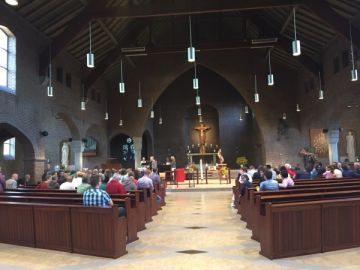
<box><xmin>56</xmin><ymin>67</ymin><xmax>63</xmax><ymax>83</ymax></box>
<box><xmin>3</xmin><ymin>137</ymin><xmax>15</xmax><ymax>160</ymax></box>
<box><xmin>0</xmin><ymin>26</ymin><xmax>16</xmax><ymax>93</ymax></box>
<box><xmin>65</xmin><ymin>72</ymin><xmax>72</xmax><ymax>88</ymax></box>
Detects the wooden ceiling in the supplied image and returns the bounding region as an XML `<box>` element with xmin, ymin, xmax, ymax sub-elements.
<box><xmin>5</xmin><ymin>0</ymin><xmax>360</xmax><ymax>91</ymax></box>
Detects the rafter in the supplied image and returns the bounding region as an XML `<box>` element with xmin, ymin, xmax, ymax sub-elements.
<box><xmin>89</xmin><ymin>0</ymin><xmax>300</xmax><ymax>19</ymax></box>
<box><xmin>300</xmin><ymin>0</ymin><xmax>360</xmax><ymax>47</ymax></box>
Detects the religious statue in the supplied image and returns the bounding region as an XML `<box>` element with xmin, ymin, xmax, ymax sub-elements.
<box><xmin>346</xmin><ymin>131</ymin><xmax>356</xmax><ymax>162</ymax></box>
<box><xmin>61</xmin><ymin>142</ymin><xmax>69</xmax><ymax>167</ymax></box>
<box><xmin>194</xmin><ymin>123</ymin><xmax>211</xmax><ymax>154</ymax></box>
<box><xmin>217</xmin><ymin>148</ymin><xmax>225</xmax><ymax>164</ymax></box>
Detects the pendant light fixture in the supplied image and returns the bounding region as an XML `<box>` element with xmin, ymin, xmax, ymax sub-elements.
<box><xmin>349</xmin><ymin>22</ymin><xmax>358</xmax><ymax>81</ymax></box>
<box><xmin>5</xmin><ymin>0</ymin><xmax>19</xmax><ymax>6</ymax></box>
<box><xmin>119</xmin><ymin>58</ymin><xmax>125</xmax><ymax>93</ymax></box>
<box><xmin>318</xmin><ymin>71</ymin><xmax>324</xmax><ymax>100</ymax></box>
<box><xmin>282</xmin><ymin>113</ymin><xmax>287</xmax><ymax>120</ymax></box>
<box><xmin>137</xmin><ymin>80</ymin><xmax>143</xmax><ymax>108</ymax></box>
<box><xmin>150</xmin><ymin>97</ymin><xmax>155</xmax><ymax>118</ymax></box>
<box><xmin>296</xmin><ymin>104</ymin><xmax>301</xmax><ymax>112</ymax></box>
<box><xmin>86</xmin><ymin>22</ymin><xmax>95</xmax><ymax>68</ymax></box>
<box><xmin>158</xmin><ymin>105</ymin><xmax>163</xmax><ymax>125</ymax></box>
<box><xmin>47</xmin><ymin>46</ymin><xmax>54</xmax><ymax>97</ymax></box>
<box><xmin>193</xmin><ymin>63</ymin><xmax>199</xmax><ymax>89</ymax></box>
<box><xmin>104</xmin><ymin>102</ymin><xmax>109</xmax><ymax>120</ymax></box>
<box><xmin>267</xmin><ymin>51</ymin><xmax>274</xmax><ymax>86</ymax></box>
<box><xmin>195</xmin><ymin>89</ymin><xmax>201</xmax><ymax>106</ymax></box>
<box><xmin>119</xmin><ymin>108</ymin><xmax>123</xmax><ymax>126</ymax></box>
<box><xmin>187</xmin><ymin>16</ymin><xmax>195</xmax><ymax>62</ymax></box>
<box><xmin>199</xmin><ymin>115</ymin><xmax>203</xmax><ymax>123</ymax></box>
<box><xmin>254</xmin><ymin>75</ymin><xmax>259</xmax><ymax>103</ymax></box>
<box><xmin>239</xmin><ymin>113</ymin><xmax>244</xmax><ymax>121</ymax></box>
<box><xmin>81</xmin><ymin>84</ymin><xmax>86</xmax><ymax>110</ymax></box>
<box><xmin>245</xmin><ymin>105</ymin><xmax>249</xmax><ymax>114</ymax></box>
<box><xmin>292</xmin><ymin>8</ymin><xmax>301</xmax><ymax>56</ymax></box>
<box><xmin>197</xmin><ymin>106</ymin><xmax>202</xmax><ymax>116</ymax></box>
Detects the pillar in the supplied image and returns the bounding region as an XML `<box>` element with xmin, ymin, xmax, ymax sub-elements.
<box><xmin>327</xmin><ymin>129</ymin><xmax>340</xmax><ymax>164</ymax></box>
<box><xmin>71</xmin><ymin>140</ymin><xmax>84</xmax><ymax>171</ymax></box>
<box><xmin>133</xmin><ymin>136</ymin><xmax>142</xmax><ymax>169</ymax></box>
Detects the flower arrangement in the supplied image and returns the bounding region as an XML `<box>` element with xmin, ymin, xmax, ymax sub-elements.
<box><xmin>219</xmin><ymin>166</ymin><xmax>228</xmax><ymax>178</ymax></box>
<box><xmin>186</xmin><ymin>163</ymin><xmax>198</xmax><ymax>172</ymax></box>
<box><xmin>236</xmin><ymin>156</ymin><xmax>248</xmax><ymax>167</ymax></box>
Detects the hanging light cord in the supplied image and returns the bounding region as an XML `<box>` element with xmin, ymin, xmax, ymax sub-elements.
<box><xmin>268</xmin><ymin>51</ymin><xmax>272</xmax><ymax>74</ymax></box>
<box><xmin>48</xmin><ymin>45</ymin><xmax>52</xmax><ymax>84</ymax></box>
<box><xmin>189</xmin><ymin>16</ymin><xmax>193</xmax><ymax>47</ymax></box>
<box><xmin>194</xmin><ymin>62</ymin><xmax>197</xmax><ymax>78</ymax></box>
<box><xmin>120</xmin><ymin>58</ymin><xmax>123</xmax><ymax>81</ymax></box>
<box><xmin>350</xmin><ymin>21</ymin><xmax>356</xmax><ymax>70</ymax></box>
<box><xmin>318</xmin><ymin>72</ymin><xmax>322</xmax><ymax>89</ymax></box>
<box><xmin>138</xmin><ymin>80</ymin><xmax>141</xmax><ymax>98</ymax></box>
<box><xmin>293</xmin><ymin>8</ymin><xmax>297</xmax><ymax>40</ymax></box>
<box><xmin>254</xmin><ymin>74</ymin><xmax>258</xmax><ymax>93</ymax></box>
<box><xmin>89</xmin><ymin>22</ymin><xmax>92</xmax><ymax>53</ymax></box>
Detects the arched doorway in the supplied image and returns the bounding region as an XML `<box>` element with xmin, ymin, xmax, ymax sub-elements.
<box><xmin>110</xmin><ymin>134</ymin><xmax>135</xmax><ymax>168</ymax></box>
<box><xmin>0</xmin><ymin>123</ymin><xmax>35</xmax><ymax>181</ymax></box>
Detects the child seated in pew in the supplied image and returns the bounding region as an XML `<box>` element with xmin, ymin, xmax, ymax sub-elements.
<box><xmin>279</xmin><ymin>170</ymin><xmax>294</xmax><ymax>188</ymax></box>
<box><xmin>323</xmin><ymin>165</ymin><xmax>336</xmax><ymax>179</ymax></box>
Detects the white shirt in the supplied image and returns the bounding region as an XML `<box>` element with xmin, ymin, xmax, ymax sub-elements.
<box><xmin>334</xmin><ymin>169</ymin><xmax>343</xmax><ymax>178</ymax></box>
<box><xmin>72</xmin><ymin>177</ymin><xmax>83</xmax><ymax>188</ymax></box>
<box><xmin>60</xmin><ymin>181</ymin><xmax>75</xmax><ymax>190</ymax></box>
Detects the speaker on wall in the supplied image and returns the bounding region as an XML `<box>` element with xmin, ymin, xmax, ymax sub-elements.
<box><xmin>40</xmin><ymin>131</ymin><xmax>48</xmax><ymax>136</ymax></box>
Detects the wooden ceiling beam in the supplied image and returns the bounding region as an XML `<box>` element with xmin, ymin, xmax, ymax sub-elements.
<box><xmin>300</xmin><ymin>0</ymin><xmax>360</xmax><ymax>47</ymax></box>
<box><xmin>89</xmin><ymin>0</ymin><xmax>300</xmax><ymax>19</ymax></box>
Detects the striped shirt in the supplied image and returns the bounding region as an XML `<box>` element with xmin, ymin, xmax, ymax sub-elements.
<box><xmin>83</xmin><ymin>188</ymin><xmax>112</xmax><ymax>207</ymax></box>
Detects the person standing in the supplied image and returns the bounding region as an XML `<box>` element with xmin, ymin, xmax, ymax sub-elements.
<box><xmin>150</xmin><ymin>156</ymin><xmax>157</xmax><ymax>170</ymax></box>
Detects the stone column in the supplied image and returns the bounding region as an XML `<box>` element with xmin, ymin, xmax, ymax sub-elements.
<box><xmin>327</xmin><ymin>130</ymin><xmax>340</xmax><ymax>164</ymax></box>
<box><xmin>71</xmin><ymin>140</ymin><xmax>84</xmax><ymax>170</ymax></box>
<box><xmin>23</xmin><ymin>158</ymin><xmax>46</xmax><ymax>183</ymax></box>
<box><xmin>133</xmin><ymin>136</ymin><xmax>142</xmax><ymax>169</ymax></box>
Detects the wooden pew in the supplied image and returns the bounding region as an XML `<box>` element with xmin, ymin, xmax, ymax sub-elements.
<box><xmin>0</xmin><ymin>195</ymin><xmax>138</xmax><ymax>243</ymax></box>
<box><xmin>260</xmin><ymin>197</ymin><xmax>360</xmax><ymax>259</ymax></box>
<box><xmin>0</xmin><ymin>201</ymin><xmax>127</xmax><ymax>258</ymax></box>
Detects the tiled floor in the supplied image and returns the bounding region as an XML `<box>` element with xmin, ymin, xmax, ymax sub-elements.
<box><xmin>1</xmin><ymin>191</ymin><xmax>360</xmax><ymax>270</ymax></box>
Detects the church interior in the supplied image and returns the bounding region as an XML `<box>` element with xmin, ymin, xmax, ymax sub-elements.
<box><xmin>0</xmin><ymin>0</ymin><xmax>360</xmax><ymax>269</ymax></box>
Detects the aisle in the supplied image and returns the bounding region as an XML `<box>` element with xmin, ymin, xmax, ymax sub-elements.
<box><xmin>1</xmin><ymin>192</ymin><xmax>360</xmax><ymax>270</ymax></box>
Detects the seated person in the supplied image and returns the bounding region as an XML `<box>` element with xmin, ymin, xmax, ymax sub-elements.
<box><xmin>279</xmin><ymin>170</ymin><xmax>294</xmax><ymax>188</ymax></box>
<box><xmin>121</xmin><ymin>176</ymin><xmax>137</xmax><ymax>191</ymax></box>
<box><xmin>48</xmin><ymin>176</ymin><xmax>60</xmax><ymax>190</ymax></box>
<box><xmin>150</xmin><ymin>168</ymin><xmax>161</xmax><ymax>186</ymax></box>
<box><xmin>323</xmin><ymin>165</ymin><xmax>336</xmax><ymax>179</ymax></box>
<box><xmin>239</xmin><ymin>174</ymin><xmax>252</xmax><ymax>197</ymax></box>
<box><xmin>259</xmin><ymin>170</ymin><xmax>279</xmax><ymax>191</ymax></box>
<box><xmin>36</xmin><ymin>175</ymin><xmax>51</xmax><ymax>189</ymax></box>
<box><xmin>77</xmin><ymin>176</ymin><xmax>91</xmax><ymax>194</ymax></box>
<box><xmin>83</xmin><ymin>175</ymin><xmax>125</xmax><ymax>217</ymax></box>
<box><xmin>137</xmin><ymin>168</ymin><xmax>154</xmax><ymax>190</ymax></box>
<box><xmin>106</xmin><ymin>173</ymin><xmax>127</xmax><ymax>195</ymax></box>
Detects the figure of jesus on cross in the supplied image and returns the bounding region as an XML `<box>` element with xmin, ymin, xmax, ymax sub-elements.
<box><xmin>194</xmin><ymin>123</ymin><xmax>211</xmax><ymax>154</ymax></box>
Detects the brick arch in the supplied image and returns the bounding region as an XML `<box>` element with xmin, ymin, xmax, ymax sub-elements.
<box><xmin>56</xmin><ymin>112</ymin><xmax>80</xmax><ymax>140</ymax></box>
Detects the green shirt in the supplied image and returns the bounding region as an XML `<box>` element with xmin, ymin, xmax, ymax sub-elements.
<box><xmin>99</xmin><ymin>182</ymin><xmax>107</xmax><ymax>191</ymax></box>
<box><xmin>77</xmin><ymin>183</ymin><xmax>91</xmax><ymax>194</ymax></box>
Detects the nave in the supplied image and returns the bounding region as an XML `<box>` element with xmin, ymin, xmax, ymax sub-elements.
<box><xmin>0</xmin><ymin>191</ymin><xmax>359</xmax><ymax>270</ymax></box>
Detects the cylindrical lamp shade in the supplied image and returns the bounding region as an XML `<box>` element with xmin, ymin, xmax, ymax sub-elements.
<box><xmin>150</xmin><ymin>110</ymin><xmax>155</xmax><ymax>118</ymax></box>
<box><xmin>296</xmin><ymin>104</ymin><xmax>301</xmax><ymax>112</ymax></box>
<box><xmin>197</xmin><ymin>107</ymin><xmax>202</xmax><ymax>116</ymax></box>
<box><xmin>81</xmin><ymin>101</ymin><xmax>86</xmax><ymax>111</ymax></box>
<box><xmin>254</xmin><ymin>93</ymin><xmax>259</xmax><ymax>103</ymax></box>
<box><xmin>244</xmin><ymin>105</ymin><xmax>249</xmax><ymax>114</ymax></box>
<box><xmin>119</xmin><ymin>119</ymin><xmax>123</xmax><ymax>126</ymax></box>
<box><xmin>351</xmin><ymin>69</ymin><xmax>358</xmax><ymax>81</ymax></box>
<box><xmin>196</xmin><ymin>95</ymin><xmax>201</xmax><ymax>105</ymax></box>
<box><xmin>282</xmin><ymin>113</ymin><xmax>287</xmax><ymax>120</ymax></box>
<box><xmin>292</xmin><ymin>40</ymin><xmax>301</xmax><ymax>56</ymax></box>
<box><xmin>137</xmin><ymin>98</ymin><xmax>143</xmax><ymax>108</ymax></box>
<box><xmin>47</xmin><ymin>85</ymin><xmax>53</xmax><ymax>97</ymax></box>
<box><xmin>86</xmin><ymin>53</ymin><xmax>95</xmax><ymax>68</ymax></box>
<box><xmin>159</xmin><ymin>117</ymin><xmax>163</xmax><ymax>125</ymax></box>
<box><xmin>119</xmin><ymin>82</ymin><xmax>125</xmax><ymax>93</ymax></box>
<box><xmin>199</xmin><ymin>116</ymin><xmax>203</xmax><ymax>123</ymax></box>
<box><xmin>193</xmin><ymin>78</ymin><xmax>199</xmax><ymax>89</ymax></box>
<box><xmin>267</xmin><ymin>74</ymin><xmax>274</xmax><ymax>86</ymax></box>
<box><xmin>319</xmin><ymin>89</ymin><xmax>324</xmax><ymax>100</ymax></box>
<box><xmin>240</xmin><ymin>114</ymin><xmax>243</xmax><ymax>121</ymax></box>
<box><xmin>187</xmin><ymin>47</ymin><xmax>195</xmax><ymax>62</ymax></box>
<box><xmin>104</xmin><ymin>112</ymin><xmax>109</xmax><ymax>120</ymax></box>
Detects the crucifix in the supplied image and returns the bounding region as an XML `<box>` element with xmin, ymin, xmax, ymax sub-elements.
<box><xmin>194</xmin><ymin>123</ymin><xmax>211</xmax><ymax>154</ymax></box>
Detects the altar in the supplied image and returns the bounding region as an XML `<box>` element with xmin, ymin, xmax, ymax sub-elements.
<box><xmin>187</xmin><ymin>153</ymin><xmax>217</xmax><ymax>165</ymax></box>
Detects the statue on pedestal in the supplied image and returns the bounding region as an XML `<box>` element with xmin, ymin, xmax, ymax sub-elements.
<box><xmin>61</xmin><ymin>142</ymin><xmax>69</xmax><ymax>167</ymax></box>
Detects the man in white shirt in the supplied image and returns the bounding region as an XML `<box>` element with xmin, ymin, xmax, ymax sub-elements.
<box><xmin>71</xmin><ymin>172</ymin><xmax>83</xmax><ymax>188</ymax></box>
<box><xmin>60</xmin><ymin>176</ymin><xmax>75</xmax><ymax>190</ymax></box>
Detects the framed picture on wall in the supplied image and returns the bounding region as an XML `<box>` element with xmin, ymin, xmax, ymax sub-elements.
<box><xmin>310</xmin><ymin>129</ymin><xmax>329</xmax><ymax>158</ymax></box>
